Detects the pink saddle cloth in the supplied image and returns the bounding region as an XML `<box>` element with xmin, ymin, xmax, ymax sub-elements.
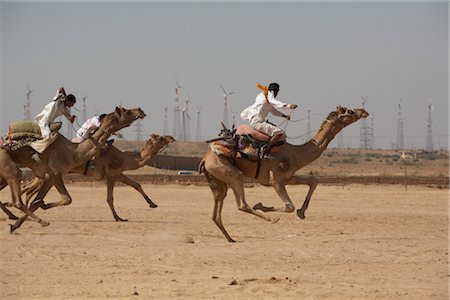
<box><xmin>236</xmin><ymin>124</ymin><xmax>286</xmax><ymax>142</ymax></box>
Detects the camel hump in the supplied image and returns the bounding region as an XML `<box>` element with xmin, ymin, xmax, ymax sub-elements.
<box><xmin>8</xmin><ymin>121</ymin><xmax>62</xmax><ymax>140</ymax></box>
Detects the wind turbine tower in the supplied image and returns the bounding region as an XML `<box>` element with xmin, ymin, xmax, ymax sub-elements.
<box><xmin>426</xmin><ymin>97</ymin><xmax>434</xmax><ymax>152</ymax></box>
<box><xmin>196</xmin><ymin>107</ymin><xmax>202</xmax><ymax>142</ymax></box>
<box><xmin>359</xmin><ymin>96</ymin><xmax>369</xmax><ymax>149</ymax></box>
<box><xmin>396</xmin><ymin>99</ymin><xmax>405</xmax><ymax>150</ymax></box>
<box><xmin>24</xmin><ymin>84</ymin><xmax>33</xmax><ymax>120</ymax></box>
<box><xmin>173</xmin><ymin>77</ymin><xmax>182</xmax><ymax>140</ymax></box>
<box><xmin>183</xmin><ymin>91</ymin><xmax>192</xmax><ymax>141</ymax></box>
<box><xmin>220</xmin><ymin>84</ymin><xmax>234</xmax><ymax>128</ymax></box>
<box><xmin>82</xmin><ymin>94</ymin><xmax>87</xmax><ymax>123</ymax></box>
<box><xmin>163</xmin><ymin>106</ymin><xmax>169</xmax><ymax>135</ymax></box>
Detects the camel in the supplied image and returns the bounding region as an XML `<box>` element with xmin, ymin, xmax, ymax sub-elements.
<box><xmin>7</xmin><ymin>106</ymin><xmax>146</xmax><ymax>233</ymax></box>
<box><xmin>199</xmin><ymin>106</ymin><xmax>368</xmax><ymax>242</ymax></box>
<box><xmin>0</xmin><ymin>145</ymin><xmax>50</xmax><ymax>226</ymax></box>
<box><xmin>23</xmin><ymin>134</ymin><xmax>175</xmax><ymax>222</ymax></box>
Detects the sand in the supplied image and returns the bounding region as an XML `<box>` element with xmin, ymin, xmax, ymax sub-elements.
<box><xmin>0</xmin><ymin>183</ymin><xmax>448</xmax><ymax>299</ymax></box>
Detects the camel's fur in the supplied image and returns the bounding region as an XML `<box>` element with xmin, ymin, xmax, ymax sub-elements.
<box><xmin>200</xmin><ymin>106</ymin><xmax>368</xmax><ymax>242</ymax></box>
<box><xmin>0</xmin><ymin>146</ymin><xmax>50</xmax><ymax>227</ymax></box>
<box><xmin>23</xmin><ymin>134</ymin><xmax>175</xmax><ymax>221</ymax></box>
<box><xmin>7</xmin><ymin>106</ymin><xmax>146</xmax><ymax>233</ymax></box>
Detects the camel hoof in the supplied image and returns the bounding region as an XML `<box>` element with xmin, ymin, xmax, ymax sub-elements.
<box><xmin>115</xmin><ymin>218</ymin><xmax>128</xmax><ymax>222</ymax></box>
<box><xmin>149</xmin><ymin>203</ymin><xmax>158</xmax><ymax>208</ymax></box>
<box><xmin>253</xmin><ymin>202</ymin><xmax>263</xmax><ymax>210</ymax></box>
<box><xmin>270</xmin><ymin>217</ymin><xmax>280</xmax><ymax>224</ymax></box>
<box><xmin>8</xmin><ymin>215</ymin><xmax>19</xmax><ymax>221</ymax></box>
<box><xmin>40</xmin><ymin>221</ymin><xmax>50</xmax><ymax>227</ymax></box>
<box><xmin>297</xmin><ymin>209</ymin><xmax>305</xmax><ymax>219</ymax></box>
<box><xmin>9</xmin><ymin>224</ymin><xmax>18</xmax><ymax>234</ymax></box>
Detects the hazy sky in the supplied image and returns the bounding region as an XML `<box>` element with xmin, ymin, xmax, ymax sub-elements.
<box><xmin>1</xmin><ymin>0</ymin><xmax>448</xmax><ymax>149</ymax></box>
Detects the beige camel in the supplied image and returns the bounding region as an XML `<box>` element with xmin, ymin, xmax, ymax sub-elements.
<box><xmin>199</xmin><ymin>106</ymin><xmax>368</xmax><ymax>242</ymax></box>
<box><xmin>0</xmin><ymin>146</ymin><xmax>50</xmax><ymax>226</ymax></box>
<box><xmin>23</xmin><ymin>134</ymin><xmax>175</xmax><ymax>222</ymax></box>
<box><xmin>8</xmin><ymin>106</ymin><xmax>146</xmax><ymax>233</ymax></box>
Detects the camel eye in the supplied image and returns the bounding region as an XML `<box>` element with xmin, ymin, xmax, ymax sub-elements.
<box><xmin>348</xmin><ymin>110</ymin><xmax>354</xmax><ymax>115</ymax></box>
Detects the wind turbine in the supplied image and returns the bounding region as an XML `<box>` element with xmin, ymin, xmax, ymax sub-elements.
<box><xmin>230</xmin><ymin>110</ymin><xmax>237</xmax><ymax>129</ymax></box>
<box><xmin>24</xmin><ymin>83</ymin><xmax>33</xmax><ymax>120</ymax></box>
<box><xmin>82</xmin><ymin>93</ymin><xmax>87</xmax><ymax>123</ymax></box>
<box><xmin>182</xmin><ymin>90</ymin><xmax>192</xmax><ymax>141</ymax></box>
<box><xmin>196</xmin><ymin>106</ymin><xmax>202</xmax><ymax>141</ymax></box>
<box><xmin>173</xmin><ymin>77</ymin><xmax>182</xmax><ymax>140</ymax></box>
<box><xmin>220</xmin><ymin>84</ymin><xmax>234</xmax><ymax>128</ymax></box>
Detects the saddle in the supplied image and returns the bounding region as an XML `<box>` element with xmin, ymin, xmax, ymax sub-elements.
<box><xmin>1</xmin><ymin>121</ymin><xmax>62</xmax><ymax>151</ymax></box>
<box><xmin>208</xmin><ymin>124</ymin><xmax>286</xmax><ymax>161</ymax></box>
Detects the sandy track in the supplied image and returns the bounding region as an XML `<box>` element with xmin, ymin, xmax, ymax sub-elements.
<box><xmin>0</xmin><ymin>184</ymin><xmax>448</xmax><ymax>299</ymax></box>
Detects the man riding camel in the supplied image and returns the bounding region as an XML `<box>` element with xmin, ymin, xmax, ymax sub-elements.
<box><xmin>240</xmin><ymin>82</ymin><xmax>297</xmax><ymax>157</ymax></box>
<box><xmin>30</xmin><ymin>87</ymin><xmax>77</xmax><ymax>160</ymax></box>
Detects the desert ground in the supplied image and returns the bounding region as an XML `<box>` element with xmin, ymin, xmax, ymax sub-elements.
<box><xmin>0</xmin><ymin>182</ymin><xmax>448</xmax><ymax>299</ymax></box>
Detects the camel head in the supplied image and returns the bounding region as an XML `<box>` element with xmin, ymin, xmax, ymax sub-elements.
<box><xmin>146</xmin><ymin>134</ymin><xmax>175</xmax><ymax>153</ymax></box>
<box><xmin>101</xmin><ymin>107</ymin><xmax>146</xmax><ymax>135</ymax></box>
<box><xmin>329</xmin><ymin>106</ymin><xmax>369</xmax><ymax>128</ymax></box>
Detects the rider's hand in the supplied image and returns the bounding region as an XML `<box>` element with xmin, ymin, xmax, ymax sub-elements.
<box><xmin>283</xmin><ymin>114</ymin><xmax>291</xmax><ymax>120</ymax></box>
<box><xmin>289</xmin><ymin>104</ymin><xmax>298</xmax><ymax>109</ymax></box>
<box><xmin>58</xmin><ymin>87</ymin><xmax>66</xmax><ymax>96</ymax></box>
<box><xmin>70</xmin><ymin>115</ymin><xmax>76</xmax><ymax>123</ymax></box>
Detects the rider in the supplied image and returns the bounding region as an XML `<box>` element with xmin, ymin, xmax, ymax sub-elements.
<box><xmin>240</xmin><ymin>82</ymin><xmax>297</xmax><ymax>156</ymax></box>
<box><xmin>35</xmin><ymin>87</ymin><xmax>76</xmax><ymax>139</ymax></box>
<box><xmin>72</xmin><ymin>114</ymin><xmax>107</xmax><ymax>143</ymax></box>
<box><xmin>30</xmin><ymin>87</ymin><xmax>77</xmax><ymax>161</ymax></box>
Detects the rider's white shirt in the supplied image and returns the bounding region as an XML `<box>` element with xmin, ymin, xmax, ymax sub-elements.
<box><xmin>240</xmin><ymin>90</ymin><xmax>290</xmax><ymax>123</ymax></box>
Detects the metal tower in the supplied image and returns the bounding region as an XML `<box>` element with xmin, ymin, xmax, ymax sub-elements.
<box><xmin>425</xmin><ymin>97</ymin><xmax>434</xmax><ymax>152</ymax></box>
<box><xmin>359</xmin><ymin>96</ymin><xmax>369</xmax><ymax>149</ymax></box>
<box><xmin>163</xmin><ymin>106</ymin><xmax>169</xmax><ymax>136</ymax></box>
<box><xmin>369</xmin><ymin>115</ymin><xmax>375</xmax><ymax>149</ymax></box>
<box><xmin>305</xmin><ymin>108</ymin><xmax>311</xmax><ymax>143</ymax></box>
<box><xmin>337</xmin><ymin>131</ymin><xmax>344</xmax><ymax>148</ymax></box>
<box><xmin>396</xmin><ymin>99</ymin><xmax>405</xmax><ymax>150</ymax></box>
<box><xmin>196</xmin><ymin>107</ymin><xmax>202</xmax><ymax>141</ymax></box>
<box><xmin>220</xmin><ymin>84</ymin><xmax>234</xmax><ymax>128</ymax></box>
<box><xmin>173</xmin><ymin>77</ymin><xmax>182</xmax><ymax>140</ymax></box>
<box><xmin>133</xmin><ymin>118</ymin><xmax>144</xmax><ymax>149</ymax></box>
<box><xmin>24</xmin><ymin>83</ymin><xmax>33</xmax><ymax>120</ymax></box>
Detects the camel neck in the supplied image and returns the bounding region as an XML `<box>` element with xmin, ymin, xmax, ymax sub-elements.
<box><xmin>311</xmin><ymin>120</ymin><xmax>342</xmax><ymax>151</ymax></box>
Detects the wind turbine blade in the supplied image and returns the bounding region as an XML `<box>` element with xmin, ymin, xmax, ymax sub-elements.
<box><xmin>228</xmin><ymin>91</ymin><xmax>235</xmax><ymax>95</ymax></box>
<box><xmin>219</xmin><ymin>84</ymin><xmax>227</xmax><ymax>94</ymax></box>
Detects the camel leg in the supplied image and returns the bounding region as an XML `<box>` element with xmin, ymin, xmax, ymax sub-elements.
<box><xmin>0</xmin><ymin>180</ymin><xmax>18</xmax><ymax>220</ymax></box>
<box><xmin>0</xmin><ymin>181</ymin><xmax>17</xmax><ymax>219</ymax></box>
<box><xmin>10</xmin><ymin>178</ymin><xmax>54</xmax><ymax>234</ymax></box>
<box><xmin>206</xmin><ymin>173</ymin><xmax>235</xmax><ymax>242</ymax></box>
<box><xmin>106</xmin><ymin>177</ymin><xmax>127</xmax><ymax>222</ymax></box>
<box><xmin>21</xmin><ymin>177</ymin><xmax>44</xmax><ymax>207</ymax></box>
<box><xmin>285</xmin><ymin>176</ymin><xmax>318</xmax><ymax>219</ymax></box>
<box><xmin>39</xmin><ymin>174</ymin><xmax>72</xmax><ymax>210</ymax></box>
<box><xmin>119</xmin><ymin>174</ymin><xmax>157</xmax><ymax>208</ymax></box>
<box><xmin>0</xmin><ymin>201</ymin><xmax>18</xmax><ymax>220</ymax></box>
<box><xmin>253</xmin><ymin>179</ymin><xmax>295</xmax><ymax>213</ymax></box>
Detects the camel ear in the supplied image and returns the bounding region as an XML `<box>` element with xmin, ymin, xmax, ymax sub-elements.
<box><xmin>115</xmin><ymin>106</ymin><xmax>121</xmax><ymax>116</ymax></box>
